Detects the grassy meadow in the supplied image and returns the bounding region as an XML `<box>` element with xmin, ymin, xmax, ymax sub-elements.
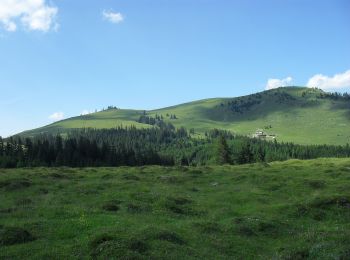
<box><xmin>1</xmin><ymin>158</ymin><xmax>350</xmax><ymax>259</ymax></box>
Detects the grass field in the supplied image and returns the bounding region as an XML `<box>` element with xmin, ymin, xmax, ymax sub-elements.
<box><xmin>17</xmin><ymin>87</ymin><xmax>350</xmax><ymax>145</ymax></box>
<box><xmin>1</xmin><ymin>158</ymin><xmax>350</xmax><ymax>259</ymax></box>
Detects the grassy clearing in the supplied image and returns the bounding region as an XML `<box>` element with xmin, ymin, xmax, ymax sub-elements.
<box><xmin>0</xmin><ymin>158</ymin><xmax>350</xmax><ymax>259</ymax></box>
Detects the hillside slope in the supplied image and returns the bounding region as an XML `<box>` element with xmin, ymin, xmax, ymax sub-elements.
<box><xmin>17</xmin><ymin>87</ymin><xmax>350</xmax><ymax>145</ymax></box>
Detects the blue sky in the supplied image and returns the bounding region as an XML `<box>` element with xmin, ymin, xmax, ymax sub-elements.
<box><xmin>1</xmin><ymin>0</ymin><xmax>350</xmax><ymax>137</ymax></box>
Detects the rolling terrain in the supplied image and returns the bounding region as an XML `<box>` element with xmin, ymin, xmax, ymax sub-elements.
<box><xmin>17</xmin><ymin>87</ymin><xmax>350</xmax><ymax>145</ymax></box>
<box><xmin>0</xmin><ymin>158</ymin><xmax>349</xmax><ymax>259</ymax></box>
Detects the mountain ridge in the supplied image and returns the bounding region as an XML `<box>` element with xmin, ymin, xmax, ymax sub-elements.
<box><xmin>15</xmin><ymin>87</ymin><xmax>350</xmax><ymax>145</ymax></box>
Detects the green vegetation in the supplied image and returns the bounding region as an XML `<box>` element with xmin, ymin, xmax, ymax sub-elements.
<box><xmin>0</xmin><ymin>158</ymin><xmax>349</xmax><ymax>259</ymax></box>
<box><xmin>17</xmin><ymin>87</ymin><xmax>350</xmax><ymax>145</ymax></box>
<box><xmin>2</xmin><ymin>128</ymin><xmax>350</xmax><ymax>168</ymax></box>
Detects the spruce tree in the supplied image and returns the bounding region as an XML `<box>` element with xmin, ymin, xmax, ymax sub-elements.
<box><xmin>216</xmin><ymin>135</ymin><xmax>231</xmax><ymax>164</ymax></box>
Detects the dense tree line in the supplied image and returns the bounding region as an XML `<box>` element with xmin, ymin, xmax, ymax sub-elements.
<box><xmin>316</xmin><ymin>91</ymin><xmax>350</xmax><ymax>100</ymax></box>
<box><xmin>0</xmin><ymin>127</ymin><xmax>349</xmax><ymax>168</ymax></box>
<box><xmin>0</xmin><ymin>127</ymin><xmax>187</xmax><ymax>168</ymax></box>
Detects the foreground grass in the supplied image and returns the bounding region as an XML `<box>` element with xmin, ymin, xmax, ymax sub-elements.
<box><xmin>0</xmin><ymin>158</ymin><xmax>350</xmax><ymax>259</ymax></box>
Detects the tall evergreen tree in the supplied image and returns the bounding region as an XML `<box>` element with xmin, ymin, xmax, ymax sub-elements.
<box><xmin>216</xmin><ymin>135</ymin><xmax>231</xmax><ymax>164</ymax></box>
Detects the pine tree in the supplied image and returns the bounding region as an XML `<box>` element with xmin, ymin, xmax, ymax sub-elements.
<box><xmin>216</xmin><ymin>135</ymin><xmax>231</xmax><ymax>164</ymax></box>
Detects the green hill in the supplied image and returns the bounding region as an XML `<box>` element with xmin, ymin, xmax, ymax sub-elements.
<box><xmin>17</xmin><ymin>87</ymin><xmax>350</xmax><ymax>145</ymax></box>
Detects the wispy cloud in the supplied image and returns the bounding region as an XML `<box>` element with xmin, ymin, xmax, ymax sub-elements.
<box><xmin>49</xmin><ymin>112</ymin><xmax>64</xmax><ymax>121</ymax></box>
<box><xmin>0</xmin><ymin>0</ymin><xmax>58</xmax><ymax>32</ymax></box>
<box><xmin>307</xmin><ymin>70</ymin><xmax>350</xmax><ymax>90</ymax></box>
<box><xmin>102</xmin><ymin>10</ymin><xmax>124</xmax><ymax>24</ymax></box>
<box><xmin>265</xmin><ymin>76</ymin><xmax>293</xmax><ymax>90</ymax></box>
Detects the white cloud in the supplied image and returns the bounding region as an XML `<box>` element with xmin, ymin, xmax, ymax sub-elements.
<box><xmin>0</xmin><ymin>0</ymin><xmax>58</xmax><ymax>32</ymax></box>
<box><xmin>306</xmin><ymin>70</ymin><xmax>350</xmax><ymax>90</ymax></box>
<box><xmin>265</xmin><ymin>76</ymin><xmax>293</xmax><ymax>90</ymax></box>
<box><xmin>49</xmin><ymin>112</ymin><xmax>64</xmax><ymax>121</ymax></box>
<box><xmin>3</xmin><ymin>20</ymin><xmax>16</xmax><ymax>31</ymax></box>
<box><xmin>103</xmin><ymin>10</ymin><xmax>124</xmax><ymax>24</ymax></box>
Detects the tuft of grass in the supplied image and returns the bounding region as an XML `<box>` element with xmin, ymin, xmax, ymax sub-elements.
<box><xmin>126</xmin><ymin>203</ymin><xmax>150</xmax><ymax>213</ymax></box>
<box><xmin>193</xmin><ymin>221</ymin><xmax>223</xmax><ymax>234</ymax></box>
<box><xmin>164</xmin><ymin>196</ymin><xmax>196</xmax><ymax>215</ymax></box>
<box><xmin>102</xmin><ymin>200</ymin><xmax>121</xmax><ymax>212</ymax></box>
<box><xmin>0</xmin><ymin>227</ymin><xmax>35</xmax><ymax>246</ymax></box>
<box><xmin>0</xmin><ymin>178</ymin><xmax>31</xmax><ymax>191</ymax></box>
<box><xmin>153</xmin><ymin>230</ymin><xmax>185</xmax><ymax>245</ymax></box>
<box><xmin>307</xmin><ymin>179</ymin><xmax>326</xmax><ymax>189</ymax></box>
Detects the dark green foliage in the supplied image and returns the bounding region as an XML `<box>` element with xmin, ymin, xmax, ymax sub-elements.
<box><xmin>102</xmin><ymin>200</ymin><xmax>121</xmax><ymax>212</ymax></box>
<box><xmin>126</xmin><ymin>203</ymin><xmax>150</xmax><ymax>213</ymax></box>
<box><xmin>310</xmin><ymin>196</ymin><xmax>350</xmax><ymax>209</ymax></box>
<box><xmin>137</xmin><ymin>114</ymin><xmax>175</xmax><ymax>130</ymax></box>
<box><xmin>122</xmin><ymin>174</ymin><xmax>140</xmax><ymax>181</ymax></box>
<box><xmin>307</xmin><ymin>179</ymin><xmax>326</xmax><ymax>189</ymax></box>
<box><xmin>215</xmin><ymin>135</ymin><xmax>231</xmax><ymax>164</ymax></box>
<box><xmin>0</xmin><ymin>227</ymin><xmax>35</xmax><ymax>246</ymax></box>
<box><xmin>89</xmin><ymin>233</ymin><xmax>114</xmax><ymax>251</ymax></box>
<box><xmin>193</xmin><ymin>221</ymin><xmax>223</xmax><ymax>234</ymax></box>
<box><xmin>1</xmin><ymin>125</ymin><xmax>350</xmax><ymax>168</ymax></box>
<box><xmin>0</xmin><ymin>178</ymin><xmax>31</xmax><ymax>191</ymax></box>
<box><xmin>164</xmin><ymin>196</ymin><xmax>195</xmax><ymax>215</ymax></box>
<box><xmin>233</xmin><ymin>217</ymin><xmax>287</xmax><ymax>238</ymax></box>
<box><xmin>153</xmin><ymin>230</ymin><xmax>185</xmax><ymax>245</ymax></box>
<box><xmin>128</xmin><ymin>239</ymin><xmax>148</xmax><ymax>253</ymax></box>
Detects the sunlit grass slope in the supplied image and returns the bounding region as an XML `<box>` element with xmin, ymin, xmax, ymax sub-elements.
<box><xmin>0</xmin><ymin>158</ymin><xmax>350</xmax><ymax>259</ymax></box>
<box><xmin>18</xmin><ymin>87</ymin><xmax>350</xmax><ymax>145</ymax></box>
<box><xmin>20</xmin><ymin>109</ymin><xmax>152</xmax><ymax>137</ymax></box>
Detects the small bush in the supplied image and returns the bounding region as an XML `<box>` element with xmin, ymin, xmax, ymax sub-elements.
<box><xmin>0</xmin><ymin>226</ymin><xmax>35</xmax><ymax>246</ymax></box>
<box><xmin>102</xmin><ymin>200</ymin><xmax>121</xmax><ymax>212</ymax></box>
